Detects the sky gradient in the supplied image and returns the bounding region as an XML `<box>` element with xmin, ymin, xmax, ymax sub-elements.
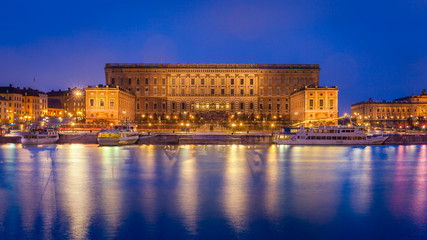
<box><xmin>1</xmin><ymin>0</ymin><xmax>426</xmax><ymax>114</ymax></box>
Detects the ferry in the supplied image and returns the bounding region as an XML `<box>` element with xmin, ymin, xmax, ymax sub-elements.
<box><xmin>97</xmin><ymin>124</ymin><xmax>139</xmax><ymax>146</ymax></box>
<box><xmin>21</xmin><ymin>128</ymin><xmax>59</xmax><ymax>145</ymax></box>
<box><xmin>274</xmin><ymin>125</ymin><xmax>388</xmax><ymax>145</ymax></box>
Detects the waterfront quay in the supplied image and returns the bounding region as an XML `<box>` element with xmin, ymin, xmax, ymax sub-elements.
<box><xmin>1</xmin><ymin>131</ymin><xmax>427</xmax><ymax>145</ymax></box>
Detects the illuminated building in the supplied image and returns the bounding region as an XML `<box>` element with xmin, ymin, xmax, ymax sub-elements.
<box><xmin>0</xmin><ymin>85</ymin><xmax>23</xmax><ymax>123</ymax></box>
<box><xmin>21</xmin><ymin>88</ymin><xmax>47</xmax><ymax>122</ymax></box>
<box><xmin>47</xmin><ymin>99</ymin><xmax>64</xmax><ymax>117</ymax></box>
<box><xmin>290</xmin><ymin>86</ymin><xmax>339</xmax><ymax>126</ymax></box>
<box><xmin>104</xmin><ymin>63</ymin><xmax>321</xmax><ymax>121</ymax></box>
<box><xmin>85</xmin><ymin>85</ymin><xmax>135</xmax><ymax>124</ymax></box>
<box><xmin>47</xmin><ymin>87</ymin><xmax>85</xmax><ymax>118</ymax></box>
<box><xmin>351</xmin><ymin>89</ymin><xmax>427</xmax><ymax>128</ymax></box>
<box><xmin>0</xmin><ymin>96</ymin><xmax>8</xmax><ymax>124</ymax></box>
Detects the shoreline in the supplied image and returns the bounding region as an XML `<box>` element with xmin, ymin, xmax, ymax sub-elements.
<box><xmin>1</xmin><ymin>132</ymin><xmax>427</xmax><ymax>145</ymax></box>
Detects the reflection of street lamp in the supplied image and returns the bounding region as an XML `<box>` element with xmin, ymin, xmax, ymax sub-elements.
<box><xmin>271</xmin><ymin>123</ymin><xmax>275</xmax><ymax>135</ymax></box>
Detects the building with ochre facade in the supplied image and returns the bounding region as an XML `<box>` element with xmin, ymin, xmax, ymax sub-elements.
<box><xmin>104</xmin><ymin>63</ymin><xmax>321</xmax><ymax>121</ymax></box>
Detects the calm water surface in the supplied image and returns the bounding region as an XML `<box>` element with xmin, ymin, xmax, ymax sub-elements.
<box><xmin>0</xmin><ymin>144</ymin><xmax>426</xmax><ymax>239</ymax></box>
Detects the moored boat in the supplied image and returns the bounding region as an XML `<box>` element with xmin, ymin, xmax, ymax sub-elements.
<box><xmin>97</xmin><ymin>124</ymin><xmax>139</xmax><ymax>146</ymax></box>
<box><xmin>21</xmin><ymin>128</ymin><xmax>59</xmax><ymax>145</ymax></box>
<box><xmin>274</xmin><ymin>125</ymin><xmax>388</xmax><ymax>145</ymax></box>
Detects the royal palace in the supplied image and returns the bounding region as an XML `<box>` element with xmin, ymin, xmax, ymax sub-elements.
<box><xmin>103</xmin><ymin>63</ymin><xmax>333</xmax><ymax>122</ymax></box>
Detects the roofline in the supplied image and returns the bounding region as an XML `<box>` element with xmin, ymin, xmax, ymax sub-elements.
<box><xmin>105</xmin><ymin>63</ymin><xmax>320</xmax><ymax>70</ymax></box>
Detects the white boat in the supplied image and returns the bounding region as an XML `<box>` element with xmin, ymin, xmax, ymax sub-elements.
<box><xmin>97</xmin><ymin>124</ymin><xmax>139</xmax><ymax>146</ymax></box>
<box><xmin>21</xmin><ymin>128</ymin><xmax>59</xmax><ymax>145</ymax></box>
<box><xmin>274</xmin><ymin>125</ymin><xmax>388</xmax><ymax>145</ymax></box>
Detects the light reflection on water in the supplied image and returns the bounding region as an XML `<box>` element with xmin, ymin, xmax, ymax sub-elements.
<box><xmin>0</xmin><ymin>144</ymin><xmax>426</xmax><ymax>239</ymax></box>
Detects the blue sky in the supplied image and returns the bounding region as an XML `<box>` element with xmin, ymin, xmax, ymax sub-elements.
<box><xmin>1</xmin><ymin>0</ymin><xmax>426</xmax><ymax>113</ymax></box>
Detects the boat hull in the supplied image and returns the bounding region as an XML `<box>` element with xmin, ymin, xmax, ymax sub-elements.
<box><xmin>21</xmin><ymin>136</ymin><xmax>59</xmax><ymax>145</ymax></box>
<box><xmin>97</xmin><ymin>136</ymin><xmax>139</xmax><ymax>146</ymax></box>
<box><xmin>274</xmin><ymin>136</ymin><xmax>388</xmax><ymax>145</ymax></box>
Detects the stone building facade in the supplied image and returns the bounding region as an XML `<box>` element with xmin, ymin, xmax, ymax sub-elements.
<box><xmin>0</xmin><ymin>96</ymin><xmax>8</xmax><ymax>124</ymax></box>
<box><xmin>290</xmin><ymin>86</ymin><xmax>339</xmax><ymax>126</ymax></box>
<box><xmin>47</xmin><ymin>87</ymin><xmax>85</xmax><ymax>118</ymax></box>
<box><xmin>0</xmin><ymin>85</ymin><xmax>23</xmax><ymax>123</ymax></box>
<box><xmin>351</xmin><ymin>90</ymin><xmax>427</xmax><ymax>128</ymax></box>
<box><xmin>104</xmin><ymin>63</ymin><xmax>320</xmax><ymax>121</ymax></box>
<box><xmin>85</xmin><ymin>85</ymin><xmax>135</xmax><ymax>124</ymax></box>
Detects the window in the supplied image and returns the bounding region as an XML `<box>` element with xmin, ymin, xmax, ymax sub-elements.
<box><xmin>294</xmin><ymin>79</ymin><xmax>298</xmax><ymax>85</ymax></box>
<box><xmin>163</xmin><ymin>104</ymin><xmax>166</xmax><ymax>110</ymax></box>
<box><xmin>221</xmin><ymin>89</ymin><xmax>225</xmax><ymax>95</ymax></box>
<box><xmin>90</xmin><ymin>99</ymin><xmax>94</xmax><ymax>107</ymax></box>
<box><xmin>145</xmin><ymin>78</ymin><xmax>149</xmax><ymax>84</ymax></box>
<box><xmin>240</xmin><ymin>103</ymin><xmax>244</xmax><ymax>109</ymax></box>
<box><xmin>110</xmin><ymin>99</ymin><xmax>114</xmax><ymax>107</ymax></box>
<box><xmin>100</xmin><ymin>98</ymin><xmax>105</xmax><ymax>107</ymax></box>
<box><xmin>154</xmin><ymin>103</ymin><xmax>157</xmax><ymax>109</ymax></box>
<box><xmin>276</xmin><ymin>89</ymin><xmax>280</xmax><ymax>95</ymax></box>
<box><xmin>172</xmin><ymin>102</ymin><xmax>176</xmax><ymax>109</ymax></box>
<box><xmin>260</xmin><ymin>89</ymin><xmax>264</xmax><ymax>95</ymax></box>
<box><xmin>250</xmin><ymin>103</ymin><xmax>254</xmax><ymax>109</ymax></box>
<box><xmin>285</xmin><ymin>103</ymin><xmax>288</xmax><ymax>110</ymax></box>
<box><xmin>181</xmin><ymin>79</ymin><xmax>185</xmax><ymax>85</ymax></box>
<box><xmin>231</xmin><ymin>79</ymin><xmax>234</xmax><ymax>85</ymax></box>
<box><xmin>162</xmin><ymin>88</ymin><xmax>166</xmax><ymax>95</ymax></box>
<box><xmin>268</xmin><ymin>104</ymin><xmax>271</xmax><ymax>110</ymax></box>
<box><xmin>302</xmin><ymin>78</ymin><xmax>306</xmax><ymax>85</ymax></box>
<box><xmin>309</xmin><ymin>99</ymin><xmax>314</xmax><ymax>107</ymax></box>
<box><xmin>162</xmin><ymin>78</ymin><xmax>166</xmax><ymax>84</ymax></box>
<box><xmin>191</xmin><ymin>79</ymin><xmax>195</xmax><ymax>85</ymax></box>
<box><xmin>260</xmin><ymin>79</ymin><xmax>264</xmax><ymax>85</ymax></box>
<box><xmin>172</xmin><ymin>78</ymin><xmax>176</xmax><ymax>85</ymax></box>
<box><xmin>240</xmin><ymin>79</ymin><xmax>244</xmax><ymax>85</ymax></box>
<box><xmin>128</xmin><ymin>78</ymin><xmax>131</xmax><ymax>84</ymax></box>
<box><xmin>329</xmin><ymin>99</ymin><xmax>334</xmax><ymax>108</ymax></box>
<box><xmin>154</xmin><ymin>79</ymin><xmax>157</xmax><ymax>84</ymax></box>
<box><xmin>145</xmin><ymin>88</ymin><xmax>149</xmax><ymax>95</ymax></box>
<box><xmin>250</xmin><ymin>79</ymin><xmax>254</xmax><ymax>85</ymax></box>
<box><xmin>276</xmin><ymin>79</ymin><xmax>280</xmax><ymax>85</ymax></box>
<box><xmin>191</xmin><ymin>89</ymin><xmax>195</xmax><ymax>95</ymax></box>
<box><xmin>136</xmin><ymin>103</ymin><xmax>140</xmax><ymax>110</ymax></box>
<box><xmin>231</xmin><ymin>89</ymin><xmax>234</xmax><ymax>95</ymax></box>
<box><xmin>250</xmin><ymin>89</ymin><xmax>253</xmax><ymax>95</ymax></box>
<box><xmin>240</xmin><ymin>89</ymin><xmax>244</xmax><ymax>95</ymax></box>
<box><xmin>172</xmin><ymin>88</ymin><xmax>176</xmax><ymax>95</ymax></box>
<box><xmin>211</xmin><ymin>89</ymin><xmax>215</xmax><ymax>95</ymax></box>
<box><xmin>136</xmin><ymin>87</ymin><xmax>140</xmax><ymax>92</ymax></box>
<box><xmin>137</xmin><ymin>78</ymin><xmax>140</xmax><ymax>84</ymax></box>
<box><xmin>201</xmin><ymin>79</ymin><xmax>205</xmax><ymax>85</ymax></box>
<box><xmin>145</xmin><ymin>103</ymin><xmax>149</xmax><ymax>109</ymax></box>
<box><xmin>111</xmin><ymin>78</ymin><xmax>115</xmax><ymax>85</ymax></box>
<box><xmin>211</xmin><ymin>79</ymin><xmax>215</xmax><ymax>85</ymax></box>
<box><xmin>277</xmin><ymin>104</ymin><xmax>280</xmax><ymax>110</ymax></box>
<box><xmin>153</xmin><ymin>88</ymin><xmax>157</xmax><ymax>94</ymax></box>
<box><xmin>221</xmin><ymin>79</ymin><xmax>225</xmax><ymax>85</ymax></box>
<box><xmin>231</xmin><ymin>103</ymin><xmax>234</xmax><ymax>110</ymax></box>
<box><xmin>268</xmin><ymin>89</ymin><xmax>272</xmax><ymax>95</ymax></box>
<box><xmin>181</xmin><ymin>102</ymin><xmax>185</xmax><ymax>110</ymax></box>
<box><xmin>319</xmin><ymin>99</ymin><xmax>324</xmax><ymax>107</ymax></box>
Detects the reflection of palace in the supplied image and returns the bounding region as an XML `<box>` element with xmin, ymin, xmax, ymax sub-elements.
<box><xmin>104</xmin><ymin>63</ymin><xmax>325</xmax><ymax>122</ymax></box>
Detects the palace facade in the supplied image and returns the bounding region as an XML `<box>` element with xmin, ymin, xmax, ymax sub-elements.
<box><xmin>290</xmin><ymin>86</ymin><xmax>339</xmax><ymax>125</ymax></box>
<box><xmin>85</xmin><ymin>85</ymin><xmax>135</xmax><ymax>124</ymax></box>
<box><xmin>105</xmin><ymin>63</ymin><xmax>321</xmax><ymax>121</ymax></box>
<box><xmin>351</xmin><ymin>90</ymin><xmax>427</xmax><ymax>128</ymax></box>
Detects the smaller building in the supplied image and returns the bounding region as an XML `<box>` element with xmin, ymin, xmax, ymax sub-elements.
<box><xmin>47</xmin><ymin>87</ymin><xmax>85</xmax><ymax>119</ymax></box>
<box><xmin>0</xmin><ymin>96</ymin><xmax>8</xmax><ymax>124</ymax></box>
<box><xmin>351</xmin><ymin>89</ymin><xmax>427</xmax><ymax>128</ymax></box>
<box><xmin>0</xmin><ymin>85</ymin><xmax>23</xmax><ymax>123</ymax></box>
<box><xmin>290</xmin><ymin>86</ymin><xmax>339</xmax><ymax>126</ymax></box>
<box><xmin>85</xmin><ymin>85</ymin><xmax>135</xmax><ymax>125</ymax></box>
<box><xmin>47</xmin><ymin>99</ymin><xmax>64</xmax><ymax>118</ymax></box>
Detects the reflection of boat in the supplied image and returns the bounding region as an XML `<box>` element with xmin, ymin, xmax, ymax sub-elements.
<box><xmin>21</xmin><ymin>128</ymin><xmax>59</xmax><ymax>145</ymax></box>
<box><xmin>97</xmin><ymin>124</ymin><xmax>139</xmax><ymax>146</ymax></box>
<box><xmin>274</xmin><ymin>125</ymin><xmax>388</xmax><ymax>145</ymax></box>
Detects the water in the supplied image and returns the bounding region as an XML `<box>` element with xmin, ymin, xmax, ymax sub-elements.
<box><xmin>0</xmin><ymin>144</ymin><xmax>426</xmax><ymax>239</ymax></box>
